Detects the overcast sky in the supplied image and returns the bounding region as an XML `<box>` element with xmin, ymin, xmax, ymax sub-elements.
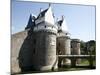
<box><xmin>11</xmin><ymin>0</ymin><xmax>95</xmax><ymax>42</ymax></box>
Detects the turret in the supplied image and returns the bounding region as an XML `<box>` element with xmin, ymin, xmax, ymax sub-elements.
<box><xmin>57</xmin><ymin>16</ymin><xmax>68</xmax><ymax>33</ymax></box>
<box><xmin>34</xmin><ymin>4</ymin><xmax>58</xmax><ymax>34</ymax></box>
<box><xmin>57</xmin><ymin>16</ymin><xmax>71</xmax><ymax>66</ymax></box>
<box><xmin>32</xmin><ymin>4</ymin><xmax>58</xmax><ymax>71</ymax></box>
<box><xmin>71</xmin><ymin>39</ymin><xmax>81</xmax><ymax>65</ymax></box>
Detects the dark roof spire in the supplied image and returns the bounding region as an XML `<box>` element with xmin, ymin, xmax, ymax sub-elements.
<box><xmin>25</xmin><ymin>14</ymin><xmax>36</xmax><ymax>30</ymax></box>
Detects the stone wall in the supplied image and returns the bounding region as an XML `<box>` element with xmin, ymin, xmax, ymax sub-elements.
<box><xmin>11</xmin><ymin>29</ymin><xmax>57</xmax><ymax>74</ymax></box>
<box><xmin>71</xmin><ymin>39</ymin><xmax>80</xmax><ymax>55</ymax></box>
<box><xmin>57</xmin><ymin>32</ymin><xmax>71</xmax><ymax>65</ymax></box>
<box><xmin>71</xmin><ymin>39</ymin><xmax>81</xmax><ymax>64</ymax></box>
<box><xmin>11</xmin><ymin>29</ymin><xmax>35</xmax><ymax>73</ymax></box>
<box><xmin>32</xmin><ymin>31</ymin><xmax>57</xmax><ymax>70</ymax></box>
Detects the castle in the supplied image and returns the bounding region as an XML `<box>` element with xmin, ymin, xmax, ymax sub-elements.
<box><xmin>11</xmin><ymin>4</ymin><xmax>81</xmax><ymax>74</ymax></box>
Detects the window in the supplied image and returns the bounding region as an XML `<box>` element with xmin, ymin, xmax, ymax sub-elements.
<box><xmin>45</xmin><ymin>25</ymin><xmax>46</xmax><ymax>28</ymax></box>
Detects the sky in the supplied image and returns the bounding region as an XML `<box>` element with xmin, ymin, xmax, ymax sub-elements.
<box><xmin>11</xmin><ymin>0</ymin><xmax>95</xmax><ymax>42</ymax></box>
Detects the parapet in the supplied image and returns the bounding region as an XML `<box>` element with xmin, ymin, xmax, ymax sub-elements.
<box><xmin>33</xmin><ymin>22</ymin><xmax>58</xmax><ymax>35</ymax></box>
<box><xmin>71</xmin><ymin>39</ymin><xmax>80</xmax><ymax>43</ymax></box>
<box><xmin>57</xmin><ymin>31</ymin><xmax>70</xmax><ymax>39</ymax></box>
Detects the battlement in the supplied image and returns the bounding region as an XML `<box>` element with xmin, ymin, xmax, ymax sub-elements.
<box><xmin>71</xmin><ymin>39</ymin><xmax>80</xmax><ymax>43</ymax></box>
<box><xmin>34</xmin><ymin>23</ymin><xmax>58</xmax><ymax>34</ymax></box>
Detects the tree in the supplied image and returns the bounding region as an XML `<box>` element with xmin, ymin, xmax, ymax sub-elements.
<box><xmin>80</xmin><ymin>40</ymin><xmax>96</xmax><ymax>55</ymax></box>
<box><xmin>86</xmin><ymin>40</ymin><xmax>96</xmax><ymax>55</ymax></box>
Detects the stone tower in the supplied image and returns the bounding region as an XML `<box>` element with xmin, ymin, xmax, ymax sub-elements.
<box><xmin>57</xmin><ymin>16</ymin><xmax>71</xmax><ymax>66</ymax></box>
<box><xmin>71</xmin><ymin>39</ymin><xmax>80</xmax><ymax>55</ymax></box>
<box><xmin>71</xmin><ymin>39</ymin><xmax>81</xmax><ymax>65</ymax></box>
<box><xmin>32</xmin><ymin>5</ymin><xmax>58</xmax><ymax>71</ymax></box>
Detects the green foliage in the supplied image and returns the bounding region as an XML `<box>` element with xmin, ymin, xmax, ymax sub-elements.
<box><xmin>80</xmin><ymin>40</ymin><xmax>96</xmax><ymax>55</ymax></box>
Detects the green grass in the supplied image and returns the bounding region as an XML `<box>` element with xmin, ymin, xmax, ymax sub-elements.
<box><xmin>79</xmin><ymin>59</ymin><xmax>96</xmax><ymax>66</ymax></box>
<box><xmin>80</xmin><ymin>59</ymin><xmax>89</xmax><ymax>65</ymax></box>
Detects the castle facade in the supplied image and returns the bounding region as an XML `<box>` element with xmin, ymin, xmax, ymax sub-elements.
<box><xmin>11</xmin><ymin>4</ymin><xmax>80</xmax><ymax>74</ymax></box>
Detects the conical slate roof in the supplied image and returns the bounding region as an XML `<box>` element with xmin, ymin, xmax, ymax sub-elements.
<box><xmin>25</xmin><ymin>14</ymin><xmax>36</xmax><ymax>30</ymax></box>
<box><xmin>57</xmin><ymin>17</ymin><xmax>68</xmax><ymax>33</ymax></box>
<box><xmin>61</xmin><ymin>18</ymin><xmax>68</xmax><ymax>32</ymax></box>
<box><xmin>36</xmin><ymin>8</ymin><xmax>48</xmax><ymax>19</ymax></box>
<box><xmin>36</xmin><ymin>3</ymin><xmax>51</xmax><ymax>19</ymax></box>
<box><xmin>57</xmin><ymin>20</ymin><xmax>63</xmax><ymax>26</ymax></box>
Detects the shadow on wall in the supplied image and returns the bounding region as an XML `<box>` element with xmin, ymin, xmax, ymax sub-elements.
<box><xmin>18</xmin><ymin>29</ymin><xmax>35</xmax><ymax>72</ymax></box>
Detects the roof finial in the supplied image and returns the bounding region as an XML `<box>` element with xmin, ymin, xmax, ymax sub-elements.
<box><xmin>62</xmin><ymin>15</ymin><xmax>64</xmax><ymax>20</ymax></box>
<box><xmin>40</xmin><ymin>8</ymin><xmax>42</xmax><ymax>12</ymax></box>
<box><xmin>49</xmin><ymin>3</ymin><xmax>51</xmax><ymax>7</ymax></box>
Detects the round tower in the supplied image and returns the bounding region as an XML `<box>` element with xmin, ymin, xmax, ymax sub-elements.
<box><xmin>57</xmin><ymin>32</ymin><xmax>71</xmax><ymax>66</ymax></box>
<box><xmin>32</xmin><ymin>5</ymin><xmax>58</xmax><ymax>71</ymax></box>
<box><xmin>71</xmin><ymin>39</ymin><xmax>80</xmax><ymax>55</ymax></box>
<box><xmin>71</xmin><ymin>39</ymin><xmax>81</xmax><ymax>65</ymax></box>
<box><xmin>57</xmin><ymin>16</ymin><xmax>71</xmax><ymax>66</ymax></box>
